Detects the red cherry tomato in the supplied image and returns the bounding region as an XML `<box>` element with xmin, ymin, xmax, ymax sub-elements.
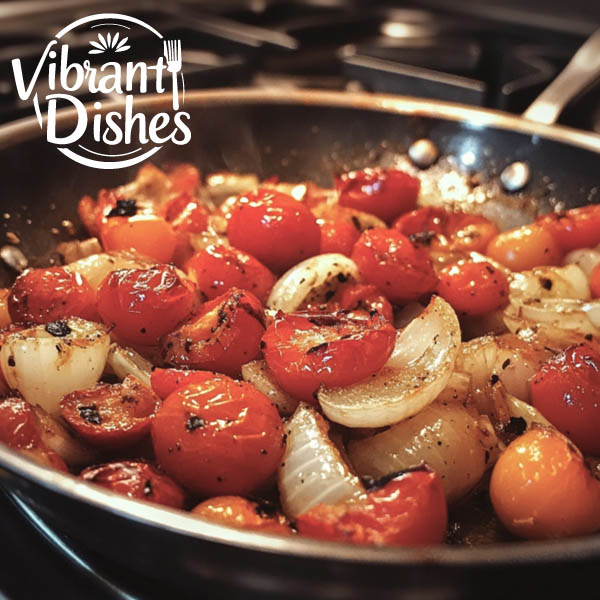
<box><xmin>80</xmin><ymin>461</ymin><xmax>186</xmax><ymax>509</ymax></box>
<box><xmin>318</xmin><ymin>219</ymin><xmax>361</xmax><ymax>257</ymax></box>
<box><xmin>163</xmin><ymin>193</ymin><xmax>210</xmax><ymax>234</ymax></box>
<box><xmin>187</xmin><ymin>245</ymin><xmax>276</xmax><ymax>303</ymax></box>
<box><xmin>164</xmin><ymin>163</ymin><xmax>201</xmax><ymax>196</ymax></box>
<box><xmin>351</xmin><ymin>228</ymin><xmax>438</xmax><ymax>305</ymax></box>
<box><xmin>60</xmin><ymin>376</ymin><xmax>161</xmax><ymax>449</ymax></box>
<box><xmin>394</xmin><ymin>206</ymin><xmax>499</xmax><ymax>254</ymax></box>
<box><xmin>296</xmin><ymin>467</ymin><xmax>447</xmax><ymax>546</ymax></box>
<box><xmin>160</xmin><ymin>287</ymin><xmax>265</xmax><ymax>376</ymax></box>
<box><xmin>192</xmin><ymin>496</ymin><xmax>291</xmax><ymax>535</ymax></box>
<box><xmin>97</xmin><ymin>265</ymin><xmax>197</xmax><ymax>346</ymax></box>
<box><xmin>262</xmin><ymin>311</ymin><xmax>396</xmax><ymax>403</ymax></box>
<box><xmin>538</xmin><ymin>205</ymin><xmax>600</xmax><ymax>252</ymax></box>
<box><xmin>336</xmin><ymin>167</ymin><xmax>420</xmax><ymax>224</ymax></box>
<box><xmin>590</xmin><ymin>264</ymin><xmax>600</xmax><ymax>298</ymax></box>
<box><xmin>150</xmin><ymin>368</ymin><xmax>217</xmax><ymax>399</ymax></box>
<box><xmin>436</xmin><ymin>261</ymin><xmax>509</xmax><ymax>316</ymax></box>
<box><xmin>329</xmin><ymin>283</ymin><xmax>394</xmax><ymax>323</ymax></box>
<box><xmin>151</xmin><ymin>376</ymin><xmax>285</xmax><ymax>496</ymax></box>
<box><xmin>227</xmin><ymin>189</ymin><xmax>321</xmax><ymax>274</ymax></box>
<box><xmin>530</xmin><ymin>344</ymin><xmax>600</xmax><ymax>455</ymax></box>
<box><xmin>8</xmin><ymin>267</ymin><xmax>97</xmax><ymax>325</ymax></box>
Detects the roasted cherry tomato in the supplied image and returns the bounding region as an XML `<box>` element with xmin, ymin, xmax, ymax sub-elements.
<box><xmin>187</xmin><ymin>245</ymin><xmax>276</xmax><ymax>303</ymax></box>
<box><xmin>60</xmin><ymin>376</ymin><xmax>161</xmax><ymax>448</ymax></box>
<box><xmin>164</xmin><ymin>163</ymin><xmax>201</xmax><ymax>196</ymax></box>
<box><xmin>163</xmin><ymin>193</ymin><xmax>210</xmax><ymax>234</ymax></box>
<box><xmin>351</xmin><ymin>228</ymin><xmax>438</xmax><ymax>304</ymax></box>
<box><xmin>436</xmin><ymin>261</ymin><xmax>509</xmax><ymax>316</ymax></box>
<box><xmin>8</xmin><ymin>267</ymin><xmax>97</xmax><ymax>325</ymax></box>
<box><xmin>328</xmin><ymin>283</ymin><xmax>394</xmax><ymax>323</ymax></box>
<box><xmin>486</xmin><ymin>224</ymin><xmax>563</xmax><ymax>272</ymax></box>
<box><xmin>537</xmin><ymin>205</ymin><xmax>600</xmax><ymax>252</ymax></box>
<box><xmin>336</xmin><ymin>167</ymin><xmax>420</xmax><ymax>224</ymax></box>
<box><xmin>296</xmin><ymin>467</ymin><xmax>447</xmax><ymax>546</ymax></box>
<box><xmin>490</xmin><ymin>427</ymin><xmax>600</xmax><ymax>539</ymax></box>
<box><xmin>151</xmin><ymin>376</ymin><xmax>285</xmax><ymax>496</ymax></box>
<box><xmin>394</xmin><ymin>206</ymin><xmax>499</xmax><ymax>254</ymax></box>
<box><xmin>530</xmin><ymin>344</ymin><xmax>600</xmax><ymax>455</ymax></box>
<box><xmin>150</xmin><ymin>368</ymin><xmax>217</xmax><ymax>400</ymax></box>
<box><xmin>80</xmin><ymin>460</ymin><xmax>186</xmax><ymax>508</ymax></box>
<box><xmin>227</xmin><ymin>189</ymin><xmax>321</xmax><ymax>274</ymax></box>
<box><xmin>318</xmin><ymin>219</ymin><xmax>361</xmax><ymax>257</ymax></box>
<box><xmin>0</xmin><ymin>397</ymin><xmax>67</xmax><ymax>471</ymax></box>
<box><xmin>192</xmin><ymin>496</ymin><xmax>291</xmax><ymax>535</ymax></box>
<box><xmin>590</xmin><ymin>263</ymin><xmax>600</xmax><ymax>298</ymax></box>
<box><xmin>97</xmin><ymin>265</ymin><xmax>197</xmax><ymax>347</ymax></box>
<box><xmin>262</xmin><ymin>311</ymin><xmax>396</xmax><ymax>403</ymax></box>
<box><xmin>160</xmin><ymin>287</ymin><xmax>264</xmax><ymax>376</ymax></box>
<box><xmin>100</xmin><ymin>214</ymin><xmax>177</xmax><ymax>264</ymax></box>
<box><xmin>0</xmin><ymin>289</ymin><xmax>10</xmax><ymax>329</ymax></box>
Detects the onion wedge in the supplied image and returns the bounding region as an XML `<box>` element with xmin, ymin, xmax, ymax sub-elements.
<box><xmin>278</xmin><ymin>403</ymin><xmax>364</xmax><ymax>519</ymax></box>
<box><xmin>106</xmin><ymin>343</ymin><xmax>153</xmax><ymax>388</ymax></box>
<box><xmin>267</xmin><ymin>253</ymin><xmax>360</xmax><ymax>313</ymax></box>
<box><xmin>318</xmin><ymin>296</ymin><xmax>461</xmax><ymax>428</ymax></box>
<box><xmin>0</xmin><ymin>318</ymin><xmax>110</xmax><ymax>414</ymax></box>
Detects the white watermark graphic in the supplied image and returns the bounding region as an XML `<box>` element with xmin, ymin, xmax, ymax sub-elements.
<box><xmin>11</xmin><ymin>13</ymin><xmax>191</xmax><ymax>169</ymax></box>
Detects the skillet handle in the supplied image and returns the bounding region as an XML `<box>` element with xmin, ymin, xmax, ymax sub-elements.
<box><xmin>523</xmin><ymin>28</ymin><xmax>600</xmax><ymax>125</ymax></box>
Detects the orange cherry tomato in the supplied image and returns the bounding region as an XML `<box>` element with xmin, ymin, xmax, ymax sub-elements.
<box><xmin>150</xmin><ymin>368</ymin><xmax>217</xmax><ymax>400</ymax></box>
<box><xmin>351</xmin><ymin>228</ymin><xmax>438</xmax><ymax>304</ymax></box>
<box><xmin>160</xmin><ymin>287</ymin><xmax>265</xmax><ymax>377</ymax></box>
<box><xmin>336</xmin><ymin>167</ymin><xmax>420</xmax><ymax>224</ymax></box>
<box><xmin>187</xmin><ymin>244</ymin><xmax>276</xmax><ymax>303</ymax></box>
<box><xmin>318</xmin><ymin>219</ymin><xmax>361</xmax><ymax>257</ymax></box>
<box><xmin>537</xmin><ymin>205</ymin><xmax>600</xmax><ymax>252</ymax></box>
<box><xmin>530</xmin><ymin>344</ymin><xmax>600</xmax><ymax>455</ymax></box>
<box><xmin>296</xmin><ymin>467</ymin><xmax>447</xmax><ymax>546</ymax></box>
<box><xmin>97</xmin><ymin>265</ymin><xmax>197</xmax><ymax>347</ymax></box>
<box><xmin>486</xmin><ymin>224</ymin><xmax>563</xmax><ymax>272</ymax></box>
<box><xmin>8</xmin><ymin>267</ymin><xmax>97</xmax><ymax>325</ymax></box>
<box><xmin>60</xmin><ymin>376</ymin><xmax>161</xmax><ymax>449</ymax></box>
<box><xmin>100</xmin><ymin>214</ymin><xmax>177</xmax><ymax>264</ymax></box>
<box><xmin>590</xmin><ymin>263</ymin><xmax>600</xmax><ymax>298</ymax></box>
<box><xmin>328</xmin><ymin>283</ymin><xmax>394</xmax><ymax>323</ymax></box>
<box><xmin>192</xmin><ymin>496</ymin><xmax>291</xmax><ymax>535</ymax></box>
<box><xmin>436</xmin><ymin>261</ymin><xmax>509</xmax><ymax>316</ymax></box>
<box><xmin>490</xmin><ymin>427</ymin><xmax>600</xmax><ymax>539</ymax></box>
<box><xmin>151</xmin><ymin>376</ymin><xmax>285</xmax><ymax>496</ymax></box>
<box><xmin>227</xmin><ymin>189</ymin><xmax>321</xmax><ymax>274</ymax></box>
<box><xmin>80</xmin><ymin>460</ymin><xmax>186</xmax><ymax>509</ymax></box>
<box><xmin>262</xmin><ymin>311</ymin><xmax>396</xmax><ymax>403</ymax></box>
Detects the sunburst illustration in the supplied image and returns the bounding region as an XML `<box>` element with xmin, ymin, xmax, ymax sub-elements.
<box><xmin>88</xmin><ymin>32</ymin><xmax>131</xmax><ymax>55</ymax></box>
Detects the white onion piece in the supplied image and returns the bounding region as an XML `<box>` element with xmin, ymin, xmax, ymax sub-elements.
<box><xmin>563</xmin><ymin>248</ymin><xmax>600</xmax><ymax>278</ymax></box>
<box><xmin>278</xmin><ymin>403</ymin><xmax>364</xmax><ymax>519</ymax></box>
<box><xmin>319</xmin><ymin>296</ymin><xmax>460</xmax><ymax>428</ymax></box>
<box><xmin>0</xmin><ymin>318</ymin><xmax>110</xmax><ymax>414</ymax></box>
<box><xmin>348</xmin><ymin>402</ymin><xmax>497</xmax><ymax>503</ymax></box>
<box><xmin>505</xmin><ymin>394</ymin><xmax>552</xmax><ymax>429</ymax></box>
<box><xmin>241</xmin><ymin>359</ymin><xmax>299</xmax><ymax>417</ymax></box>
<box><xmin>56</xmin><ymin>237</ymin><xmax>102</xmax><ymax>264</ymax></box>
<box><xmin>205</xmin><ymin>172</ymin><xmax>259</xmax><ymax>201</ymax></box>
<box><xmin>66</xmin><ymin>251</ymin><xmax>155</xmax><ymax>290</ymax></box>
<box><xmin>267</xmin><ymin>253</ymin><xmax>360</xmax><ymax>313</ymax></box>
<box><xmin>509</xmin><ymin>264</ymin><xmax>590</xmax><ymax>302</ymax></box>
<box><xmin>106</xmin><ymin>343</ymin><xmax>152</xmax><ymax>388</ymax></box>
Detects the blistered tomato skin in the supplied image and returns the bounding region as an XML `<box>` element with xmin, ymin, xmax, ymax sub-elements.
<box><xmin>97</xmin><ymin>265</ymin><xmax>197</xmax><ymax>347</ymax></box>
<box><xmin>60</xmin><ymin>375</ymin><xmax>161</xmax><ymax>448</ymax></box>
<box><xmin>530</xmin><ymin>344</ymin><xmax>600</xmax><ymax>455</ymax></box>
<box><xmin>329</xmin><ymin>283</ymin><xmax>394</xmax><ymax>323</ymax></box>
<box><xmin>227</xmin><ymin>189</ymin><xmax>321</xmax><ymax>274</ymax></box>
<box><xmin>538</xmin><ymin>205</ymin><xmax>600</xmax><ymax>252</ymax></box>
<box><xmin>351</xmin><ymin>228</ymin><xmax>438</xmax><ymax>304</ymax></box>
<box><xmin>336</xmin><ymin>168</ymin><xmax>420</xmax><ymax>224</ymax></box>
<box><xmin>318</xmin><ymin>219</ymin><xmax>361</xmax><ymax>257</ymax></box>
<box><xmin>80</xmin><ymin>461</ymin><xmax>186</xmax><ymax>509</ymax></box>
<box><xmin>296</xmin><ymin>468</ymin><xmax>447</xmax><ymax>546</ymax></box>
<box><xmin>160</xmin><ymin>287</ymin><xmax>265</xmax><ymax>377</ymax></box>
<box><xmin>490</xmin><ymin>427</ymin><xmax>600</xmax><ymax>540</ymax></box>
<box><xmin>151</xmin><ymin>377</ymin><xmax>285</xmax><ymax>496</ymax></box>
<box><xmin>262</xmin><ymin>311</ymin><xmax>396</xmax><ymax>403</ymax></box>
<box><xmin>8</xmin><ymin>267</ymin><xmax>97</xmax><ymax>325</ymax></box>
<box><xmin>187</xmin><ymin>245</ymin><xmax>276</xmax><ymax>303</ymax></box>
<box><xmin>192</xmin><ymin>496</ymin><xmax>291</xmax><ymax>535</ymax></box>
<box><xmin>486</xmin><ymin>224</ymin><xmax>563</xmax><ymax>272</ymax></box>
<box><xmin>150</xmin><ymin>368</ymin><xmax>217</xmax><ymax>399</ymax></box>
<box><xmin>436</xmin><ymin>261</ymin><xmax>509</xmax><ymax>316</ymax></box>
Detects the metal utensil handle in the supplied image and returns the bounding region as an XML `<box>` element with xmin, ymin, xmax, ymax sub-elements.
<box><xmin>523</xmin><ymin>28</ymin><xmax>600</xmax><ymax>125</ymax></box>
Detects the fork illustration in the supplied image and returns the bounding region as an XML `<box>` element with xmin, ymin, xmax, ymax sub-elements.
<box><xmin>163</xmin><ymin>39</ymin><xmax>182</xmax><ymax>110</ymax></box>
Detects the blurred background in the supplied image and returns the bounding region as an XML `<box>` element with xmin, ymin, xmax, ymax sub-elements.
<box><xmin>1</xmin><ymin>0</ymin><xmax>600</xmax><ymax>131</ymax></box>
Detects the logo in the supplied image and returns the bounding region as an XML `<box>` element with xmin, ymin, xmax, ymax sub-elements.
<box><xmin>11</xmin><ymin>13</ymin><xmax>191</xmax><ymax>169</ymax></box>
